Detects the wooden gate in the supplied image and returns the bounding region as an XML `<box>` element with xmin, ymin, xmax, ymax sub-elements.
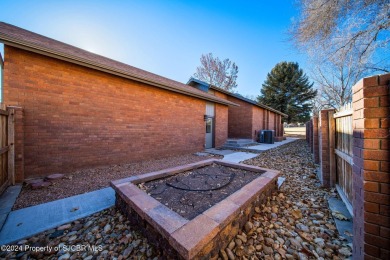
<box><xmin>0</xmin><ymin>107</ymin><xmax>15</xmax><ymax>194</ymax></box>
<box><xmin>333</xmin><ymin>104</ymin><xmax>353</xmax><ymax>208</ymax></box>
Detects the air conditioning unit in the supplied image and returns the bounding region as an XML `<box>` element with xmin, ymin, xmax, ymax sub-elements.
<box><xmin>258</xmin><ymin>130</ymin><xmax>274</xmax><ymax>144</ymax></box>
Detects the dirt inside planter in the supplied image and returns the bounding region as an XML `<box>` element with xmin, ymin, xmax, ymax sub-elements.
<box><xmin>141</xmin><ymin>163</ymin><xmax>265</xmax><ymax>220</ymax></box>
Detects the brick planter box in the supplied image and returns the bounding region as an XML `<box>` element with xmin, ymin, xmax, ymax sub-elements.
<box><xmin>111</xmin><ymin>159</ymin><xmax>279</xmax><ymax>259</ymax></box>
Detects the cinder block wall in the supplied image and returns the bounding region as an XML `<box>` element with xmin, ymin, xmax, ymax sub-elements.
<box><xmin>352</xmin><ymin>74</ymin><xmax>390</xmax><ymax>260</ymax></box>
<box><xmin>3</xmin><ymin>46</ymin><xmax>224</xmax><ymax>179</ymax></box>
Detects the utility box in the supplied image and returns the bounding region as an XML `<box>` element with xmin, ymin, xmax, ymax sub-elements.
<box><xmin>258</xmin><ymin>130</ymin><xmax>274</xmax><ymax>144</ymax></box>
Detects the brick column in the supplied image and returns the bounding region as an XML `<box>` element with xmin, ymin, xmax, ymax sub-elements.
<box><xmin>7</xmin><ymin>106</ymin><xmax>24</xmax><ymax>182</ymax></box>
<box><xmin>352</xmin><ymin>74</ymin><xmax>390</xmax><ymax>260</ymax></box>
<box><xmin>319</xmin><ymin>109</ymin><xmax>336</xmax><ymax>187</ymax></box>
<box><xmin>309</xmin><ymin>119</ymin><xmax>313</xmax><ymax>152</ymax></box>
<box><xmin>306</xmin><ymin>121</ymin><xmax>309</xmax><ymax>143</ymax></box>
<box><xmin>312</xmin><ymin>116</ymin><xmax>319</xmax><ymax>163</ymax></box>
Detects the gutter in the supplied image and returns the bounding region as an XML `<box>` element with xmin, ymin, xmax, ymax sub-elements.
<box><xmin>0</xmin><ymin>34</ymin><xmax>237</xmax><ymax>107</ymax></box>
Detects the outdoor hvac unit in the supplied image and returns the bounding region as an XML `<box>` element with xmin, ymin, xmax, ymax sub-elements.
<box><xmin>258</xmin><ymin>130</ymin><xmax>275</xmax><ymax>144</ymax></box>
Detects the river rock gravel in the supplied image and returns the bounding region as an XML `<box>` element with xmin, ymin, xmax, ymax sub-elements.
<box><xmin>218</xmin><ymin>139</ymin><xmax>352</xmax><ymax>259</ymax></box>
<box><xmin>0</xmin><ymin>208</ymin><xmax>160</xmax><ymax>260</ymax></box>
<box><xmin>2</xmin><ymin>139</ymin><xmax>352</xmax><ymax>259</ymax></box>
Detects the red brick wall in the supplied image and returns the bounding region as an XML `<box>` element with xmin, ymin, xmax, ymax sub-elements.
<box><xmin>3</xmin><ymin>46</ymin><xmax>223</xmax><ymax>178</ymax></box>
<box><xmin>268</xmin><ymin>112</ymin><xmax>275</xmax><ymax>131</ymax></box>
<box><xmin>214</xmin><ymin>92</ymin><xmax>228</xmax><ymax>147</ymax></box>
<box><xmin>252</xmin><ymin>106</ymin><xmax>264</xmax><ymax>140</ymax></box>
<box><xmin>352</xmin><ymin>74</ymin><xmax>390</xmax><ymax>260</ymax></box>
<box><xmin>318</xmin><ymin>109</ymin><xmax>336</xmax><ymax>187</ymax></box>
<box><xmin>215</xmin><ymin>103</ymin><xmax>228</xmax><ymax>147</ymax></box>
<box><xmin>226</xmin><ymin>96</ymin><xmax>253</xmax><ymax>139</ymax></box>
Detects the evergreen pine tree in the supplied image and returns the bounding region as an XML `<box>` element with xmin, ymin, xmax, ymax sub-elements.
<box><xmin>257</xmin><ymin>62</ymin><xmax>317</xmax><ymax>123</ymax></box>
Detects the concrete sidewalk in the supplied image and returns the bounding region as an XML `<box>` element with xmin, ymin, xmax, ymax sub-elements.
<box><xmin>240</xmin><ymin>137</ymin><xmax>299</xmax><ymax>151</ymax></box>
<box><xmin>0</xmin><ymin>187</ymin><xmax>115</xmax><ymax>245</ymax></box>
<box><xmin>221</xmin><ymin>152</ymin><xmax>259</xmax><ymax>163</ymax></box>
<box><xmin>0</xmin><ymin>185</ymin><xmax>22</xmax><ymax>231</ymax></box>
<box><xmin>206</xmin><ymin>137</ymin><xmax>299</xmax><ymax>163</ymax></box>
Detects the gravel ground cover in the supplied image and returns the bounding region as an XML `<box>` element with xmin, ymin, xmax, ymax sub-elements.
<box><xmin>0</xmin><ymin>208</ymin><xmax>160</xmax><ymax>260</ymax></box>
<box><xmin>13</xmin><ymin>153</ymin><xmax>219</xmax><ymax>210</ymax></box>
<box><xmin>218</xmin><ymin>139</ymin><xmax>352</xmax><ymax>259</ymax></box>
<box><xmin>3</xmin><ymin>140</ymin><xmax>352</xmax><ymax>259</ymax></box>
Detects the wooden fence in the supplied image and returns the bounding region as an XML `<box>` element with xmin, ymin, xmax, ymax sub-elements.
<box><xmin>0</xmin><ymin>107</ymin><xmax>15</xmax><ymax>195</ymax></box>
<box><xmin>307</xmin><ymin>103</ymin><xmax>354</xmax><ymax>213</ymax></box>
<box><xmin>333</xmin><ymin>103</ymin><xmax>354</xmax><ymax>206</ymax></box>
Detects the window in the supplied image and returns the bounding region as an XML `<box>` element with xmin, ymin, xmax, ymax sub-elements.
<box><xmin>206</xmin><ymin>118</ymin><xmax>212</xmax><ymax>133</ymax></box>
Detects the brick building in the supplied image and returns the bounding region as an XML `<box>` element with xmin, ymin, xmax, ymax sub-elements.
<box><xmin>187</xmin><ymin>78</ymin><xmax>287</xmax><ymax>142</ymax></box>
<box><xmin>0</xmin><ymin>22</ymin><xmax>237</xmax><ymax>180</ymax></box>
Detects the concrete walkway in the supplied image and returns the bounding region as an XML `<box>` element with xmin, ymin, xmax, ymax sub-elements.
<box><xmin>206</xmin><ymin>137</ymin><xmax>299</xmax><ymax>163</ymax></box>
<box><xmin>328</xmin><ymin>197</ymin><xmax>353</xmax><ymax>244</ymax></box>
<box><xmin>240</xmin><ymin>137</ymin><xmax>299</xmax><ymax>151</ymax></box>
<box><xmin>0</xmin><ymin>187</ymin><xmax>114</xmax><ymax>245</ymax></box>
<box><xmin>221</xmin><ymin>152</ymin><xmax>259</xmax><ymax>163</ymax></box>
<box><xmin>0</xmin><ymin>185</ymin><xmax>22</xmax><ymax>231</ymax></box>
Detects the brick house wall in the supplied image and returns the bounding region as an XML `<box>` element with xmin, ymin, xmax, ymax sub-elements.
<box><xmin>268</xmin><ymin>111</ymin><xmax>275</xmax><ymax>131</ymax></box>
<box><xmin>225</xmin><ymin>94</ymin><xmax>284</xmax><ymax>141</ymax></box>
<box><xmin>226</xmin><ymin>96</ymin><xmax>253</xmax><ymax>139</ymax></box>
<box><xmin>3</xmin><ymin>46</ymin><xmax>228</xmax><ymax>179</ymax></box>
<box><xmin>252</xmin><ymin>106</ymin><xmax>265</xmax><ymax>140</ymax></box>
<box><xmin>215</xmin><ymin>104</ymin><xmax>228</xmax><ymax>147</ymax></box>
<box><xmin>352</xmin><ymin>74</ymin><xmax>390</xmax><ymax>260</ymax></box>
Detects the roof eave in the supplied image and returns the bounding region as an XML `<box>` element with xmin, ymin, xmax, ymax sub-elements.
<box><xmin>209</xmin><ymin>86</ymin><xmax>288</xmax><ymax>117</ymax></box>
<box><xmin>0</xmin><ymin>35</ymin><xmax>237</xmax><ymax>107</ymax></box>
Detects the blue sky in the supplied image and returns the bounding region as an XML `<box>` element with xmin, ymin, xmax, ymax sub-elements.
<box><xmin>0</xmin><ymin>0</ymin><xmax>307</xmax><ymax>98</ymax></box>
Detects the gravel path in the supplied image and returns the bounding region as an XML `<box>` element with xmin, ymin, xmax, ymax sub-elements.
<box><xmin>3</xmin><ymin>140</ymin><xmax>352</xmax><ymax>259</ymax></box>
<box><xmin>219</xmin><ymin>139</ymin><xmax>352</xmax><ymax>259</ymax></box>
<box><xmin>13</xmin><ymin>153</ymin><xmax>219</xmax><ymax>210</ymax></box>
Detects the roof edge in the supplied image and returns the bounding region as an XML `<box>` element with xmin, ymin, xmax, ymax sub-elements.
<box><xmin>0</xmin><ymin>34</ymin><xmax>237</xmax><ymax>107</ymax></box>
<box><xmin>186</xmin><ymin>78</ymin><xmax>287</xmax><ymax>117</ymax></box>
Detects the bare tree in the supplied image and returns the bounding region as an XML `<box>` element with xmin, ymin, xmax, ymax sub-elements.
<box><xmin>291</xmin><ymin>0</ymin><xmax>390</xmax><ymax>71</ymax></box>
<box><xmin>193</xmin><ymin>53</ymin><xmax>238</xmax><ymax>91</ymax></box>
<box><xmin>311</xmin><ymin>50</ymin><xmax>366</xmax><ymax>109</ymax></box>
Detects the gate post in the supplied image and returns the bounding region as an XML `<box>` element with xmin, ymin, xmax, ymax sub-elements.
<box><xmin>319</xmin><ymin>109</ymin><xmax>335</xmax><ymax>187</ymax></box>
<box><xmin>7</xmin><ymin>108</ymin><xmax>15</xmax><ymax>185</ymax></box>
<box><xmin>7</xmin><ymin>106</ymin><xmax>23</xmax><ymax>183</ymax></box>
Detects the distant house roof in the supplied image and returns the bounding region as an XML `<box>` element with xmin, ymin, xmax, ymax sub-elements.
<box><xmin>0</xmin><ymin>22</ymin><xmax>237</xmax><ymax>106</ymax></box>
<box><xmin>187</xmin><ymin>77</ymin><xmax>288</xmax><ymax>117</ymax></box>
